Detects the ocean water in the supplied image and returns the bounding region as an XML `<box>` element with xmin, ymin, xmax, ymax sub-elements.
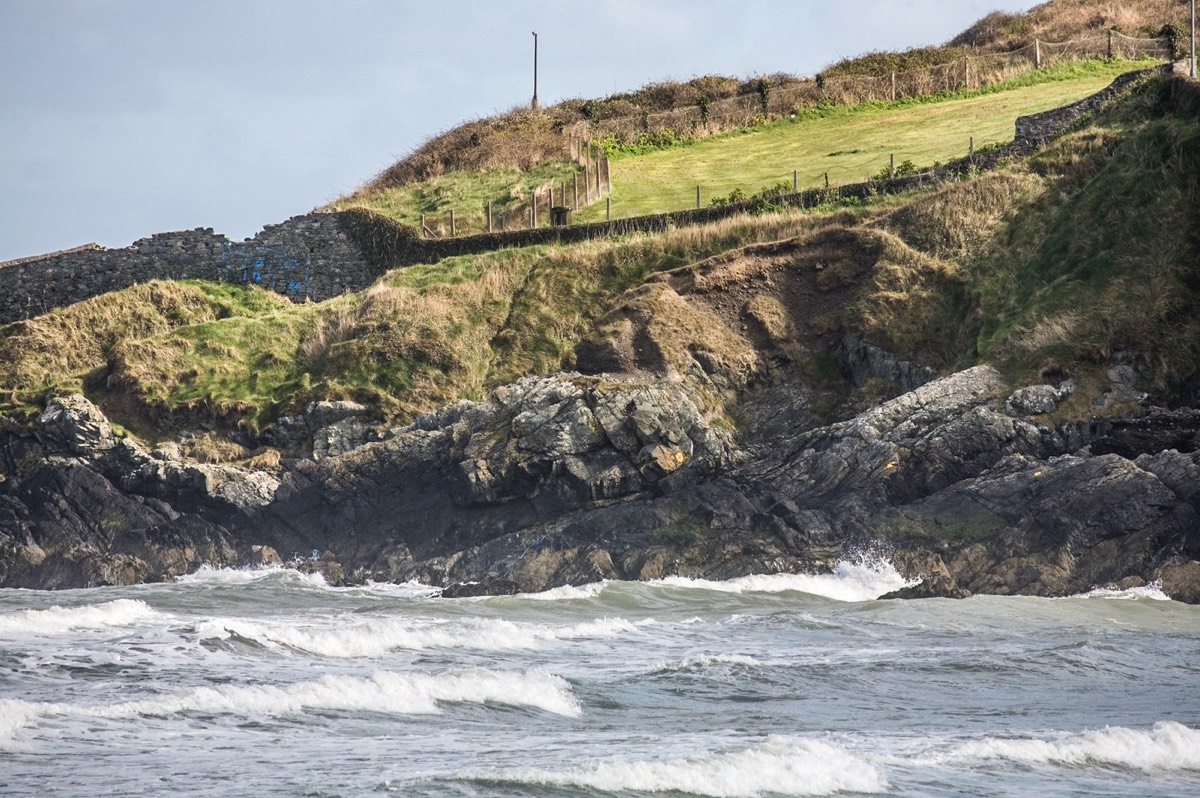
<box><xmin>2</xmin><ymin>560</ymin><xmax>1198</xmax><ymax>798</ymax></box>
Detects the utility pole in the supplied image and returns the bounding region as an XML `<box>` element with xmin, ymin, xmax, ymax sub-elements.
<box><xmin>531</xmin><ymin>31</ymin><xmax>539</xmax><ymax>109</ymax></box>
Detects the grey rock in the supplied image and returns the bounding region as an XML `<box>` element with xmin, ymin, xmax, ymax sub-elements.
<box><xmin>1005</xmin><ymin>380</ymin><xmax>1075</xmax><ymax>417</ymax></box>
<box><xmin>312</xmin><ymin>417</ymin><xmax>370</xmax><ymax>460</ymax></box>
<box><xmin>305</xmin><ymin>400</ymin><xmax>369</xmax><ymax>431</ymax></box>
<box><xmin>36</xmin><ymin>395</ymin><xmax>116</xmax><ymax>456</ymax></box>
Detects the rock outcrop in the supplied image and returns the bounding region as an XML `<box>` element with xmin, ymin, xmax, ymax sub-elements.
<box><xmin>2</xmin><ymin>365</ymin><xmax>1198</xmax><ymax>600</ymax></box>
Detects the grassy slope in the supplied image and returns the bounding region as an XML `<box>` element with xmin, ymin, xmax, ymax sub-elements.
<box><xmin>4</xmin><ymin>72</ymin><xmax>1196</xmax><ymax>449</ymax></box>
<box><xmin>575</xmin><ymin>60</ymin><xmax>1146</xmax><ymax>221</ymax></box>
<box><xmin>327</xmin><ymin>160</ymin><xmax>583</xmax><ymax>238</ymax></box>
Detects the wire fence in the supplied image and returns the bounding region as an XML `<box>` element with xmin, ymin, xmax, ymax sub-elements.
<box><xmin>573</xmin><ymin>33</ymin><xmax>1170</xmax><ymax>143</ymax></box>
<box><xmin>421</xmin><ymin>35</ymin><xmax>1170</xmax><ymax>237</ymax></box>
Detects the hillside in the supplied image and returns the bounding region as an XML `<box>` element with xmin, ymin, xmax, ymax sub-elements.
<box><xmin>3</xmin><ymin>66</ymin><xmax>1196</xmax><ymax>448</ymax></box>
<box><xmin>1</xmin><ymin>0</ymin><xmax>1198</xmax><ymax>598</ymax></box>
<box><xmin>329</xmin><ymin>0</ymin><xmax>1186</xmax><ymax>237</ymax></box>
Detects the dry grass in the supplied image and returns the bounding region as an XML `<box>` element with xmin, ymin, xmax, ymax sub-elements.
<box><xmin>851</xmin><ymin>230</ymin><xmax>975</xmax><ymax>368</ymax></box>
<box><xmin>953</xmin><ymin>0</ymin><xmax>1190</xmax><ymax>48</ymax></box>
<box><xmin>746</xmin><ymin>295</ymin><xmax>797</xmax><ymax>346</ymax></box>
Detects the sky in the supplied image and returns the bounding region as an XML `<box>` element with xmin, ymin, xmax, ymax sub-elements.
<box><xmin>0</xmin><ymin>0</ymin><xmax>1043</xmax><ymax>262</ymax></box>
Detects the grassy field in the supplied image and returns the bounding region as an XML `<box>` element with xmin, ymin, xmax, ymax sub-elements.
<box><xmin>574</xmin><ymin>60</ymin><xmax>1149</xmax><ymax>221</ymax></box>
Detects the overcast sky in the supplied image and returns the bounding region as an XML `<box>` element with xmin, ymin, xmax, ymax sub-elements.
<box><xmin>0</xmin><ymin>0</ymin><xmax>1042</xmax><ymax>262</ymax></box>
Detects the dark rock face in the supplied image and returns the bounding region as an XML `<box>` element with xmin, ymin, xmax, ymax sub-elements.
<box><xmin>2</xmin><ymin>366</ymin><xmax>1198</xmax><ymax>601</ymax></box>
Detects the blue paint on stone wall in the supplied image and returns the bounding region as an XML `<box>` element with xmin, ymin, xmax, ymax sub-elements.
<box><xmin>220</xmin><ymin>243</ymin><xmax>311</xmax><ymax>300</ymax></box>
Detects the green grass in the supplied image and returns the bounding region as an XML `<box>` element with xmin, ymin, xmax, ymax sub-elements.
<box><xmin>575</xmin><ymin>60</ymin><xmax>1151</xmax><ymax>221</ymax></box>
<box><xmin>329</xmin><ymin>160</ymin><xmax>584</xmax><ymax>237</ymax></box>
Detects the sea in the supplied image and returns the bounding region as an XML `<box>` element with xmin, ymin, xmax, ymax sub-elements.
<box><xmin>1</xmin><ymin>559</ymin><xmax>1198</xmax><ymax>798</ymax></box>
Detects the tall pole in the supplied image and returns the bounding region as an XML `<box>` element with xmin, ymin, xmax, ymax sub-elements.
<box><xmin>1192</xmin><ymin>0</ymin><xmax>1196</xmax><ymax>79</ymax></box>
<box><xmin>531</xmin><ymin>31</ymin><xmax>539</xmax><ymax>109</ymax></box>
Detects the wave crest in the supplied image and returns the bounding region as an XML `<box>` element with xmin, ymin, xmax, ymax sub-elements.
<box><xmin>472</xmin><ymin>736</ymin><xmax>886</xmax><ymax>797</ymax></box>
<box><xmin>196</xmin><ymin>615</ymin><xmax>643</xmax><ymax>657</ymax></box>
<box><xmin>654</xmin><ymin>558</ymin><xmax>916</xmax><ymax>602</ymax></box>
<box><xmin>944</xmin><ymin>721</ymin><xmax>1200</xmax><ymax>771</ymax></box>
<box><xmin>0</xmin><ymin>599</ymin><xmax>157</xmax><ymax>635</ymax></box>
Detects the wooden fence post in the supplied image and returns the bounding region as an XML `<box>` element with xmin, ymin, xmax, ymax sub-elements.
<box><xmin>1035</xmin><ymin>39</ymin><xmax>1042</xmax><ymax>69</ymax></box>
<box><xmin>889</xmin><ymin>153</ymin><xmax>895</xmax><ymax>180</ymax></box>
<box><xmin>696</xmin><ymin>185</ymin><xmax>701</xmax><ymax>209</ymax></box>
<box><xmin>487</xmin><ymin>202</ymin><xmax>493</xmax><ymax>233</ymax></box>
<box><xmin>606</xmin><ymin>196</ymin><xmax>611</xmax><ymax>222</ymax></box>
<box><xmin>531</xmin><ymin>193</ymin><xmax>537</xmax><ymax>229</ymax></box>
<box><xmin>824</xmin><ymin>172</ymin><xmax>829</xmax><ymax>189</ymax></box>
<box><xmin>793</xmin><ymin>170</ymin><xmax>798</xmax><ymax>192</ymax></box>
<box><xmin>573</xmin><ymin>173</ymin><xmax>579</xmax><ymax>209</ymax></box>
<box><xmin>890</xmin><ymin>71</ymin><xmax>896</xmax><ymax>101</ymax></box>
<box><xmin>450</xmin><ymin>209</ymin><xmax>455</xmax><ymax>237</ymax></box>
<box><xmin>420</xmin><ymin>214</ymin><xmax>425</xmax><ymax>238</ymax></box>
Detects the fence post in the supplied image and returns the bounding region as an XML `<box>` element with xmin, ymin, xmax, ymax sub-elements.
<box><xmin>889</xmin><ymin>153</ymin><xmax>895</xmax><ymax>180</ymax></box>
<box><xmin>1035</xmin><ymin>39</ymin><xmax>1042</xmax><ymax>69</ymax></box>
<box><xmin>420</xmin><ymin>214</ymin><xmax>425</xmax><ymax>238</ymax></box>
<box><xmin>596</xmin><ymin>156</ymin><xmax>602</xmax><ymax>196</ymax></box>
<box><xmin>487</xmin><ymin>202</ymin><xmax>493</xmax><ymax>233</ymax></box>
<box><xmin>604</xmin><ymin>155</ymin><xmax>611</xmax><ymax>194</ymax></box>
<box><xmin>573</xmin><ymin>173</ymin><xmax>579</xmax><ymax>209</ymax></box>
<box><xmin>969</xmin><ymin>136</ymin><xmax>975</xmax><ymax>157</ymax></box>
<box><xmin>450</xmin><ymin>209</ymin><xmax>455</xmax><ymax>237</ymax></box>
<box><xmin>532</xmin><ymin>192</ymin><xmax>537</xmax><ymax>229</ymax></box>
<box><xmin>1107</xmin><ymin>29</ymin><xmax>1113</xmax><ymax>60</ymax></box>
<box><xmin>824</xmin><ymin>172</ymin><xmax>829</xmax><ymax>189</ymax></box>
<box><xmin>890</xmin><ymin>71</ymin><xmax>896</xmax><ymax>101</ymax></box>
<box><xmin>696</xmin><ymin>185</ymin><xmax>701</xmax><ymax>209</ymax></box>
<box><xmin>606</xmin><ymin>196</ymin><xmax>611</xmax><ymax>222</ymax></box>
<box><xmin>793</xmin><ymin>170</ymin><xmax>798</xmax><ymax>192</ymax></box>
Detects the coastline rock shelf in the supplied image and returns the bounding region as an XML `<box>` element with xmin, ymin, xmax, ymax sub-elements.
<box><xmin>2</xmin><ymin>362</ymin><xmax>1197</xmax><ymax>601</ymax></box>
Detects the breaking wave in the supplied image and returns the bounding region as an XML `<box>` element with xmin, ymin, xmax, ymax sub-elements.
<box><xmin>936</xmin><ymin>722</ymin><xmax>1200</xmax><ymax>771</ymax></box>
<box><xmin>195</xmin><ymin>614</ymin><xmax>644</xmax><ymax>657</ymax></box>
<box><xmin>470</xmin><ymin>735</ymin><xmax>887</xmax><ymax>796</ymax></box>
<box><xmin>1078</xmin><ymin>582</ymin><xmax>1172</xmax><ymax>601</ymax></box>
<box><xmin>653</xmin><ymin>654</ymin><xmax>763</xmax><ymax>673</ymax></box>
<box><xmin>0</xmin><ymin>667</ymin><xmax>579</xmax><ymax>748</ymax></box>
<box><xmin>654</xmin><ymin>558</ymin><xmax>917</xmax><ymax>602</ymax></box>
<box><xmin>0</xmin><ymin>599</ymin><xmax>158</xmax><ymax>635</ymax></box>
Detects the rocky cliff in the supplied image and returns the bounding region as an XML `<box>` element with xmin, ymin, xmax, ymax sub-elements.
<box><xmin>3</xmin><ymin>356</ymin><xmax>1197</xmax><ymax>600</ymax></box>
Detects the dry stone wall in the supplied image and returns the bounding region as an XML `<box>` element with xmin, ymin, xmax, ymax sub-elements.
<box><xmin>0</xmin><ymin>212</ymin><xmax>381</xmax><ymax>324</ymax></box>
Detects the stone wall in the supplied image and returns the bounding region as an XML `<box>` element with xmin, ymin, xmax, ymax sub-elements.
<box><xmin>0</xmin><ymin>212</ymin><xmax>380</xmax><ymax>324</ymax></box>
<box><xmin>1014</xmin><ymin>67</ymin><xmax>1161</xmax><ymax>145</ymax></box>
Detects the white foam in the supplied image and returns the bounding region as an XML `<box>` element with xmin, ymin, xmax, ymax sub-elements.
<box><xmin>511</xmin><ymin>581</ymin><xmax>610</xmax><ymax>601</ymax></box>
<box><xmin>656</xmin><ymin>654</ymin><xmax>763</xmax><ymax>673</ymax></box>
<box><xmin>1079</xmin><ymin>581</ymin><xmax>1172</xmax><ymax>601</ymax></box>
<box><xmin>654</xmin><ymin>558</ymin><xmax>917</xmax><ymax>602</ymax></box>
<box><xmin>477</xmin><ymin>735</ymin><xmax>886</xmax><ymax>796</ymax></box>
<box><xmin>0</xmin><ymin>667</ymin><xmax>579</xmax><ymax>746</ymax></box>
<box><xmin>938</xmin><ymin>722</ymin><xmax>1200</xmax><ymax>771</ymax></box>
<box><xmin>175</xmin><ymin>566</ymin><xmax>329</xmax><ymax>588</ymax></box>
<box><xmin>195</xmin><ymin>615</ymin><xmax>644</xmax><ymax>657</ymax></box>
<box><xmin>0</xmin><ymin>599</ymin><xmax>158</xmax><ymax>635</ymax></box>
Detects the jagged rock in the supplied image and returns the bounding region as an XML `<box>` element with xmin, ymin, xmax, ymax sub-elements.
<box><xmin>36</xmin><ymin>395</ymin><xmax>116</xmax><ymax>455</ymax></box>
<box><xmin>311</xmin><ymin>416</ymin><xmax>370</xmax><ymax>460</ymax></box>
<box><xmin>1005</xmin><ymin>379</ymin><xmax>1075</xmax><ymax>417</ymax></box>
<box><xmin>3</xmin><ymin>363</ymin><xmax>1199</xmax><ymax>601</ymax></box>
<box><xmin>305</xmin><ymin>400</ymin><xmax>369</xmax><ymax>431</ymax></box>
<box><xmin>842</xmin><ymin>332</ymin><xmax>937</xmax><ymax>393</ymax></box>
<box><xmin>242</xmin><ymin>544</ymin><xmax>283</xmax><ymax>568</ymax></box>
